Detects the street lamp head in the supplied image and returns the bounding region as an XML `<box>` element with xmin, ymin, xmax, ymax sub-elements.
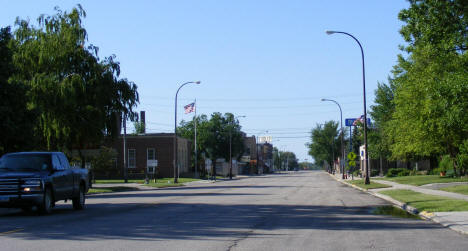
<box><xmin>194</xmin><ymin>81</ymin><xmax>201</xmax><ymax>85</ymax></box>
<box><xmin>325</xmin><ymin>30</ymin><xmax>336</xmax><ymax>35</ymax></box>
<box><xmin>321</xmin><ymin>98</ymin><xmax>326</xmax><ymax>101</ymax></box>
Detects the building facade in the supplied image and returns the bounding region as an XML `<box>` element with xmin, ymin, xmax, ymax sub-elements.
<box><xmin>112</xmin><ymin>133</ymin><xmax>191</xmax><ymax>178</ymax></box>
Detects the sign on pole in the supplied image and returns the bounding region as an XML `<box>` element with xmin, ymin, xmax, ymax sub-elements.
<box><xmin>258</xmin><ymin>136</ymin><xmax>272</xmax><ymax>144</ymax></box>
<box><xmin>345</xmin><ymin>118</ymin><xmax>371</xmax><ymax>126</ymax></box>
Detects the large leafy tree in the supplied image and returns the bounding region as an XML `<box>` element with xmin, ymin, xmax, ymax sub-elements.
<box><xmin>277</xmin><ymin>151</ymin><xmax>298</xmax><ymax>170</ymax></box>
<box><xmin>0</xmin><ymin>27</ymin><xmax>36</xmax><ymax>155</ymax></box>
<box><xmin>308</xmin><ymin>121</ymin><xmax>341</xmax><ymax>169</ymax></box>
<box><xmin>368</xmin><ymin>82</ymin><xmax>395</xmax><ymax>161</ymax></box>
<box><xmin>178</xmin><ymin>114</ymin><xmax>210</xmax><ymax>174</ymax></box>
<box><xmin>10</xmin><ymin>5</ymin><xmax>139</xmax><ymax>160</ymax></box>
<box><xmin>388</xmin><ymin>0</ymin><xmax>468</xmax><ymax>173</ymax></box>
<box><xmin>178</xmin><ymin>112</ymin><xmax>244</xmax><ymax>176</ymax></box>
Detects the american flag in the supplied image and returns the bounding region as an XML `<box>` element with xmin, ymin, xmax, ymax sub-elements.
<box><xmin>184</xmin><ymin>102</ymin><xmax>195</xmax><ymax>114</ymax></box>
<box><xmin>352</xmin><ymin>115</ymin><xmax>364</xmax><ymax>126</ymax></box>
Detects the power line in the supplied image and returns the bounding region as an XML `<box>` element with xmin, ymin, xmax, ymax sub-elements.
<box><xmin>139</xmin><ymin>92</ymin><xmax>374</xmax><ymax>102</ymax></box>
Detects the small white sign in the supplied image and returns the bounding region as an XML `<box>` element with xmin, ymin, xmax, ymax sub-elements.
<box><xmin>240</xmin><ymin>156</ymin><xmax>251</xmax><ymax>162</ymax></box>
<box><xmin>147</xmin><ymin>160</ymin><xmax>158</xmax><ymax>167</ymax></box>
<box><xmin>258</xmin><ymin>136</ymin><xmax>272</xmax><ymax>144</ymax></box>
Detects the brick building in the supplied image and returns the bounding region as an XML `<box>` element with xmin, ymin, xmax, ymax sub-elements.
<box><xmin>112</xmin><ymin>133</ymin><xmax>191</xmax><ymax>178</ymax></box>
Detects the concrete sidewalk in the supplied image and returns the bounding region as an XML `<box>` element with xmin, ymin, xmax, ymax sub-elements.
<box><xmin>331</xmin><ymin>173</ymin><xmax>468</xmax><ymax>235</ymax></box>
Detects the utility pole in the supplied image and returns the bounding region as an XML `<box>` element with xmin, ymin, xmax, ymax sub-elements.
<box><xmin>194</xmin><ymin>99</ymin><xmax>198</xmax><ymax>178</ymax></box>
<box><xmin>123</xmin><ymin>113</ymin><xmax>128</xmax><ymax>183</ymax></box>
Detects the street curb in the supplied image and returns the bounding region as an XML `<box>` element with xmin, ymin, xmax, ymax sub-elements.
<box><xmin>327</xmin><ymin>173</ymin><xmax>424</xmax><ymax>217</ymax></box>
<box><xmin>327</xmin><ymin>173</ymin><xmax>468</xmax><ymax>235</ymax></box>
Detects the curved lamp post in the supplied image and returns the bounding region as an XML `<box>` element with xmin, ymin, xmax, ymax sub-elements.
<box><xmin>326</xmin><ymin>30</ymin><xmax>369</xmax><ymax>184</ymax></box>
<box><xmin>229</xmin><ymin>115</ymin><xmax>246</xmax><ymax>180</ymax></box>
<box><xmin>321</xmin><ymin>98</ymin><xmax>344</xmax><ymax>179</ymax></box>
<box><xmin>256</xmin><ymin>130</ymin><xmax>269</xmax><ymax>174</ymax></box>
<box><xmin>174</xmin><ymin>81</ymin><xmax>200</xmax><ymax>183</ymax></box>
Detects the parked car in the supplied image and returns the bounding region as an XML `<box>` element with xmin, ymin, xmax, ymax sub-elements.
<box><xmin>0</xmin><ymin>152</ymin><xmax>89</xmax><ymax>214</ymax></box>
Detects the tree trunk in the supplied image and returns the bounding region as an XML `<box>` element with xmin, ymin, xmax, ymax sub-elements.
<box><xmin>379</xmin><ymin>156</ymin><xmax>383</xmax><ymax>176</ymax></box>
<box><xmin>78</xmin><ymin>149</ymin><xmax>85</xmax><ymax>169</ymax></box>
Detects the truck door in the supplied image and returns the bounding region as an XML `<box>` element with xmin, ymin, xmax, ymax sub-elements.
<box><xmin>51</xmin><ymin>154</ymin><xmax>67</xmax><ymax>200</ymax></box>
<box><xmin>58</xmin><ymin>153</ymin><xmax>75</xmax><ymax>198</ymax></box>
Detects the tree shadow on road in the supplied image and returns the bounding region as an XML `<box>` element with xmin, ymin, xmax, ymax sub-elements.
<box><xmin>0</xmin><ymin>202</ymin><xmax>447</xmax><ymax>242</ymax></box>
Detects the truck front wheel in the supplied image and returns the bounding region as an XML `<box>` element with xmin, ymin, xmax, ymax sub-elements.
<box><xmin>72</xmin><ymin>185</ymin><xmax>85</xmax><ymax>210</ymax></box>
<box><xmin>39</xmin><ymin>188</ymin><xmax>53</xmax><ymax>215</ymax></box>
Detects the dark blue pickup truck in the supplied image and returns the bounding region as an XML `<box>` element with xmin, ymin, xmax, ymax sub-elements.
<box><xmin>0</xmin><ymin>152</ymin><xmax>89</xmax><ymax>214</ymax></box>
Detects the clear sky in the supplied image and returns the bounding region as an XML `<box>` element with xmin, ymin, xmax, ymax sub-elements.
<box><xmin>1</xmin><ymin>0</ymin><xmax>409</xmax><ymax>162</ymax></box>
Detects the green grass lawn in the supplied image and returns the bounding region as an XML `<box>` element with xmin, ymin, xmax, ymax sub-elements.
<box><xmin>94</xmin><ymin>179</ymin><xmax>144</xmax><ymax>184</ymax></box>
<box><xmin>88</xmin><ymin>186</ymin><xmax>138</xmax><ymax>194</ymax></box>
<box><xmin>347</xmin><ymin>179</ymin><xmax>392</xmax><ymax>190</ymax></box>
<box><xmin>372</xmin><ymin>205</ymin><xmax>420</xmax><ymax>219</ymax></box>
<box><xmin>95</xmin><ymin>177</ymin><xmax>201</xmax><ymax>185</ymax></box>
<box><xmin>380</xmin><ymin>189</ymin><xmax>468</xmax><ymax>212</ymax></box>
<box><xmin>440</xmin><ymin>185</ymin><xmax>468</xmax><ymax>195</ymax></box>
<box><xmin>143</xmin><ymin>177</ymin><xmax>201</xmax><ymax>188</ymax></box>
<box><xmin>381</xmin><ymin>175</ymin><xmax>468</xmax><ymax>186</ymax></box>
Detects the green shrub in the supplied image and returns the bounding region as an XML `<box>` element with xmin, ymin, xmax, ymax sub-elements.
<box><xmin>439</xmin><ymin>155</ymin><xmax>453</xmax><ymax>172</ymax></box>
<box><xmin>371</xmin><ymin>169</ymin><xmax>380</xmax><ymax>177</ymax></box>
<box><xmin>386</xmin><ymin>168</ymin><xmax>411</xmax><ymax>178</ymax></box>
<box><xmin>352</xmin><ymin>169</ymin><xmax>361</xmax><ymax>176</ymax></box>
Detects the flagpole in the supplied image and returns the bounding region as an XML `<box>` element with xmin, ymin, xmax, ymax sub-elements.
<box><xmin>194</xmin><ymin>99</ymin><xmax>198</xmax><ymax>178</ymax></box>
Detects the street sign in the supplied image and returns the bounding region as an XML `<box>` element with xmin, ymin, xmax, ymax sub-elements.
<box><xmin>147</xmin><ymin>160</ymin><xmax>158</xmax><ymax>167</ymax></box>
<box><xmin>345</xmin><ymin>118</ymin><xmax>371</xmax><ymax>126</ymax></box>
<box><xmin>258</xmin><ymin>136</ymin><xmax>272</xmax><ymax>144</ymax></box>
<box><xmin>347</xmin><ymin>152</ymin><xmax>357</xmax><ymax>161</ymax></box>
<box><xmin>348</xmin><ymin>160</ymin><xmax>356</xmax><ymax>167</ymax></box>
<box><xmin>345</xmin><ymin>118</ymin><xmax>356</xmax><ymax>126</ymax></box>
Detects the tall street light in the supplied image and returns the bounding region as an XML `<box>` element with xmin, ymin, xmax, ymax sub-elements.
<box><xmin>229</xmin><ymin>115</ymin><xmax>246</xmax><ymax>180</ymax></box>
<box><xmin>174</xmin><ymin>81</ymin><xmax>200</xmax><ymax>183</ymax></box>
<box><xmin>321</xmin><ymin>98</ymin><xmax>344</xmax><ymax>179</ymax></box>
<box><xmin>326</xmin><ymin>30</ymin><xmax>370</xmax><ymax>184</ymax></box>
<box><xmin>256</xmin><ymin>130</ymin><xmax>268</xmax><ymax>174</ymax></box>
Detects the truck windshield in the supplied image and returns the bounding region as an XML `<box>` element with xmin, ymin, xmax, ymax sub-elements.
<box><xmin>0</xmin><ymin>154</ymin><xmax>51</xmax><ymax>172</ymax></box>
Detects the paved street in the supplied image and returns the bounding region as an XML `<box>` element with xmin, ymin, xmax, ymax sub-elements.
<box><xmin>2</xmin><ymin>171</ymin><xmax>468</xmax><ymax>251</ymax></box>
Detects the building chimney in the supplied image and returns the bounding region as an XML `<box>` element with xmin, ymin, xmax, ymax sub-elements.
<box><xmin>140</xmin><ymin>111</ymin><xmax>146</xmax><ymax>134</ymax></box>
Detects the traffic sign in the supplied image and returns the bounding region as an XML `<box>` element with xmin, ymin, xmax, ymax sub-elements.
<box><xmin>347</xmin><ymin>152</ymin><xmax>357</xmax><ymax>161</ymax></box>
<box><xmin>345</xmin><ymin>118</ymin><xmax>371</xmax><ymax>126</ymax></box>
<box><xmin>345</xmin><ymin>118</ymin><xmax>356</xmax><ymax>126</ymax></box>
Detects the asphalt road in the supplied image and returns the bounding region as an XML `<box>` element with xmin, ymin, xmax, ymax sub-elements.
<box><xmin>1</xmin><ymin>171</ymin><xmax>468</xmax><ymax>251</ymax></box>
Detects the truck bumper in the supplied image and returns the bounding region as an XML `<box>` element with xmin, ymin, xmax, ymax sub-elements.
<box><xmin>0</xmin><ymin>194</ymin><xmax>44</xmax><ymax>208</ymax></box>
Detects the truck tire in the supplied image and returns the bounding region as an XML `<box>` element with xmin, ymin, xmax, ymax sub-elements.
<box><xmin>72</xmin><ymin>185</ymin><xmax>85</xmax><ymax>210</ymax></box>
<box><xmin>39</xmin><ymin>188</ymin><xmax>53</xmax><ymax>215</ymax></box>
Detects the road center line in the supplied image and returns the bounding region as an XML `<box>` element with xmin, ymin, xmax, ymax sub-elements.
<box><xmin>0</xmin><ymin>228</ymin><xmax>24</xmax><ymax>236</ymax></box>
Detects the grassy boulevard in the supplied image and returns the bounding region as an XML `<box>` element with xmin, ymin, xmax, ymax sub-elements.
<box><xmin>88</xmin><ymin>186</ymin><xmax>138</xmax><ymax>194</ymax></box>
<box><xmin>346</xmin><ymin>180</ymin><xmax>391</xmax><ymax>190</ymax></box>
<box><xmin>88</xmin><ymin>178</ymin><xmax>203</xmax><ymax>194</ymax></box>
<box><xmin>344</xmin><ymin>175</ymin><xmax>468</xmax><ymax>214</ymax></box>
<box><xmin>380</xmin><ymin>189</ymin><xmax>468</xmax><ymax>212</ymax></box>
<box><xmin>440</xmin><ymin>185</ymin><xmax>468</xmax><ymax>195</ymax></box>
<box><xmin>377</xmin><ymin>175</ymin><xmax>468</xmax><ymax>186</ymax></box>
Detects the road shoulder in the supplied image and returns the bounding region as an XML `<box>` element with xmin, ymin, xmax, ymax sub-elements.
<box><xmin>328</xmin><ymin>173</ymin><xmax>468</xmax><ymax>236</ymax></box>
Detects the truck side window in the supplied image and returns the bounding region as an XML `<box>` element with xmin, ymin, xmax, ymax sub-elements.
<box><xmin>52</xmin><ymin>155</ymin><xmax>63</xmax><ymax>170</ymax></box>
<box><xmin>58</xmin><ymin>154</ymin><xmax>70</xmax><ymax>169</ymax></box>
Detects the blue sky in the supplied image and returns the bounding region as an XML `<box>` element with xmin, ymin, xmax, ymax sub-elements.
<box><xmin>1</xmin><ymin>0</ymin><xmax>409</xmax><ymax>162</ymax></box>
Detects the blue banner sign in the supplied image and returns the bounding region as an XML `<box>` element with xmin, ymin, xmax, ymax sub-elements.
<box><xmin>345</xmin><ymin>118</ymin><xmax>371</xmax><ymax>127</ymax></box>
<box><xmin>345</xmin><ymin>118</ymin><xmax>356</xmax><ymax>126</ymax></box>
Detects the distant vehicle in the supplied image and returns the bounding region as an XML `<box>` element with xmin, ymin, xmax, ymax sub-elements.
<box><xmin>0</xmin><ymin>152</ymin><xmax>89</xmax><ymax>214</ymax></box>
